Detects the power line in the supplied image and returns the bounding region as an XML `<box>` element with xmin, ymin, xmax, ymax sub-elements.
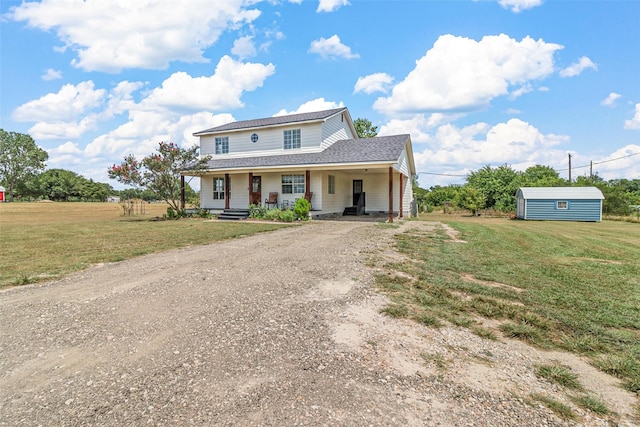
<box><xmin>417</xmin><ymin>151</ymin><xmax>640</xmax><ymax>178</ymax></box>
<box><xmin>416</xmin><ymin>171</ymin><xmax>467</xmax><ymax>177</ymax></box>
<box><xmin>555</xmin><ymin>151</ymin><xmax>640</xmax><ymax>172</ymax></box>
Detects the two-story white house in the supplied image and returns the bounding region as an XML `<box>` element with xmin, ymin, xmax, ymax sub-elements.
<box><xmin>185</xmin><ymin>107</ymin><xmax>415</xmax><ymax>221</ymax></box>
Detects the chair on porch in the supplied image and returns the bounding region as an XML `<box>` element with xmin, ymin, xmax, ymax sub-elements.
<box><xmin>265</xmin><ymin>192</ymin><xmax>278</xmax><ymax>209</ymax></box>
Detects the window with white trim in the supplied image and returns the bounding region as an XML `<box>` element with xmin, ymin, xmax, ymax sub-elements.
<box><xmin>284</xmin><ymin>129</ymin><xmax>301</xmax><ymax>150</ymax></box>
<box><xmin>282</xmin><ymin>174</ymin><xmax>305</xmax><ymax>194</ymax></box>
<box><xmin>557</xmin><ymin>201</ymin><xmax>568</xmax><ymax>209</ymax></box>
<box><xmin>215</xmin><ymin>137</ymin><xmax>229</xmax><ymax>154</ymax></box>
<box><xmin>213</xmin><ymin>177</ymin><xmax>225</xmax><ymax>199</ymax></box>
<box><xmin>328</xmin><ymin>175</ymin><xmax>335</xmax><ymax>194</ymax></box>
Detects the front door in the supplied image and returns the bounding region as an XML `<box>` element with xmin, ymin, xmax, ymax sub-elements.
<box><xmin>352</xmin><ymin>179</ymin><xmax>363</xmax><ymax>206</ymax></box>
<box><xmin>251</xmin><ymin>176</ymin><xmax>262</xmax><ymax>205</ymax></box>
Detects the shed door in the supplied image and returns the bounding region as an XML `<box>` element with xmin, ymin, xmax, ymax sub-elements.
<box><xmin>517</xmin><ymin>198</ymin><xmax>525</xmax><ymax>218</ymax></box>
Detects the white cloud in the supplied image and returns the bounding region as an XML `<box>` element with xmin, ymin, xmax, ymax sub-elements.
<box><xmin>624</xmin><ymin>103</ymin><xmax>640</xmax><ymax>130</ymax></box>
<box><xmin>317</xmin><ymin>0</ymin><xmax>349</xmax><ymax>13</ymax></box>
<box><xmin>142</xmin><ymin>56</ymin><xmax>275</xmax><ymax>112</ymax></box>
<box><xmin>559</xmin><ymin>56</ymin><xmax>597</xmax><ymax>78</ymax></box>
<box><xmin>407</xmin><ymin>118</ymin><xmax>569</xmax><ymax>186</ymax></box>
<box><xmin>8</xmin><ymin>0</ymin><xmax>261</xmax><ymax>73</ymax></box>
<box><xmin>273</xmin><ymin>98</ymin><xmax>345</xmax><ymax>116</ymax></box>
<box><xmin>309</xmin><ymin>35</ymin><xmax>359</xmax><ymax>60</ymax></box>
<box><xmin>378</xmin><ymin>113</ymin><xmax>463</xmax><ymax>143</ymax></box>
<box><xmin>354</xmin><ymin>73</ymin><xmax>394</xmax><ymax>95</ymax></box>
<box><xmin>498</xmin><ymin>0</ymin><xmax>543</xmax><ymax>13</ymax></box>
<box><xmin>13</xmin><ymin>56</ymin><xmax>275</xmax><ymax>148</ymax></box>
<box><xmin>588</xmin><ymin>145</ymin><xmax>640</xmax><ymax>181</ymax></box>
<box><xmin>28</xmin><ymin>118</ymin><xmax>97</xmax><ymax>140</ymax></box>
<box><xmin>374</xmin><ymin>34</ymin><xmax>562</xmax><ymax>114</ymax></box>
<box><xmin>42</xmin><ymin>68</ymin><xmax>62</xmax><ymax>81</ymax></box>
<box><xmin>509</xmin><ymin>84</ymin><xmax>533</xmax><ymax>99</ymax></box>
<box><xmin>601</xmin><ymin>92</ymin><xmax>622</xmax><ymax>107</ymax></box>
<box><xmin>12</xmin><ymin>81</ymin><xmax>105</xmax><ymax>122</ymax></box>
<box><xmin>232</xmin><ymin>36</ymin><xmax>257</xmax><ymax>60</ymax></box>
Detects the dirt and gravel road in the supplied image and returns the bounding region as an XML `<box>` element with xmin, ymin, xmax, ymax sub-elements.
<box><xmin>0</xmin><ymin>220</ymin><xmax>636</xmax><ymax>426</ymax></box>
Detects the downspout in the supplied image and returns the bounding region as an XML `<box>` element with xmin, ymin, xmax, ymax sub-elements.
<box><xmin>224</xmin><ymin>173</ymin><xmax>230</xmax><ymax>210</ymax></box>
<box><xmin>399</xmin><ymin>173</ymin><xmax>403</xmax><ymax>218</ymax></box>
<box><xmin>388</xmin><ymin>167</ymin><xmax>393</xmax><ymax>223</ymax></box>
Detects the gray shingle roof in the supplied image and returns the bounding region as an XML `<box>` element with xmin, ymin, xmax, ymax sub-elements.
<box><xmin>193</xmin><ymin>108</ymin><xmax>347</xmax><ymax>135</ymax></box>
<box><xmin>198</xmin><ymin>134</ymin><xmax>410</xmax><ymax>171</ymax></box>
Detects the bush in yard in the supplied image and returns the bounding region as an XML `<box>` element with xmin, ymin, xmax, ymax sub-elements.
<box><xmin>265</xmin><ymin>208</ymin><xmax>281</xmax><ymax>221</ymax></box>
<box><xmin>278</xmin><ymin>209</ymin><xmax>295</xmax><ymax>222</ymax></box>
<box><xmin>249</xmin><ymin>204</ymin><xmax>267</xmax><ymax>219</ymax></box>
<box><xmin>294</xmin><ymin>198</ymin><xmax>311</xmax><ymax>220</ymax></box>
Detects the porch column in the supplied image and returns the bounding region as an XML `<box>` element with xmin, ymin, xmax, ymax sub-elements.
<box><xmin>180</xmin><ymin>175</ymin><xmax>185</xmax><ymax>210</ymax></box>
<box><xmin>388</xmin><ymin>167</ymin><xmax>394</xmax><ymax>223</ymax></box>
<box><xmin>224</xmin><ymin>173</ymin><xmax>230</xmax><ymax>210</ymax></box>
<box><xmin>399</xmin><ymin>174</ymin><xmax>404</xmax><ymax>218</ymax></box>
<box><xmin>305</xmin><ymin>170</ymin><xmax>311</xmax><ymax>201</ymax></box>
<box><xmin>248</xmin><ymin>172</ymin><xmax>253</xmax><ymax>205</ymax></box>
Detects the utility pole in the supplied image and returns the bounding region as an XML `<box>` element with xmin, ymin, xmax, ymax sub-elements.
<box><xmin>568</xmin><ymin>153</ymin><xmax>572</xmax><ymax>184</ymax></box>
<box><xmin>590</xmin><ymin>161</ymin><xmax>593</xmax><ymax>178</ymax></box>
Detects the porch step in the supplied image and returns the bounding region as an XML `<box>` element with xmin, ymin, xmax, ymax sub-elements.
<box><xmin>218</xmin><ymin>208</ymin><xmax>250</xmax><ymax>220</ymax></box>
<box><xmin>342</xmin><ymin>206</ymin><xmax>358</xmax><ymax>216</ymax></box>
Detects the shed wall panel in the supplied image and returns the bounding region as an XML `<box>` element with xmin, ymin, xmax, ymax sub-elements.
<box><xmin>523</xmin><ymin>199</ymin><xmax>602</xmax><ymax>221</ymax></box>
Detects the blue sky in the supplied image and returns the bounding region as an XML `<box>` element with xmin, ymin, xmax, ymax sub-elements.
<box><xmin>1</xmin><ymin>0</ymin><xmax>639</xmax><ymax>190</ymax></box>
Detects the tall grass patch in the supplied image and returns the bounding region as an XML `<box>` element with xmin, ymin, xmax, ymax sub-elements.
<box><xmin>375</xmin><ymin>214</ymin><xmax>640</xmax><ymax>393</ymax></box>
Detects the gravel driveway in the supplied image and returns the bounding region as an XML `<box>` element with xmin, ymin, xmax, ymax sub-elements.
<box><xmin>0</xmin><ymin>220</ymin><xmax>636</xmax><ymax>426</ymax></box>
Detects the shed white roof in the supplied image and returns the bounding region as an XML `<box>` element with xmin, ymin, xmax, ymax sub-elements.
<box><xmin>518</xmin><ymin>187</ymin><xmax>604</xmax><ymax>200</ymax></box>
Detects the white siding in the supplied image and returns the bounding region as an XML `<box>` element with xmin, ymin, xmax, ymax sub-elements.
<box><xmin>320</xmin><ymin>113</ymin><xmax>355</xmax><ymax>150</ymax></box>
<box><xmin>201</xmin><ymin>122</ymin><xmax>323</xmax><ymax>158</ymax></box>
<box><xmin>396</xmin><ymin>146</ymin><xmax>410</xmax><ymax>176</ymax></box>
<box><xmin>402</xmin><ymin>174</ymin><xmax>412</xmax><ymax>217</ymax></box>
<box><xmin>320</xmin><ymin>171</ymin><xmax>352</xmax><ymax>214</ymax></box>
<box><xmin>200</xmin><ymin>175</ymin><xmax>225</xmax><ymax>210</ymax></box>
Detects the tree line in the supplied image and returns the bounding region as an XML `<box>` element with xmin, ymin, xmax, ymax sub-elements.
<box><xmin>0</xmin><ymin>129</ymin><xmax>202</xmax><ymax>206</ymax></box>
<box><xmin>414</xmin><ymin>164</ymin><xmax>640</xmax><ymax>216</ymax></box>
<box><xmin>3</xmin><ymin>127</ymin><xmax>639</xmax><ymax>216</ymax></box>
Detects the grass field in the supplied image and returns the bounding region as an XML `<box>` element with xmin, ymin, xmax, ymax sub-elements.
<box><xmin>376</xmin><ymin>213</ymin><xmax>640</xmax><ymax>396</ymax></box>
<box><xmin>0</xmin><ymin>202</ymin><xmax>289</xmax><ymax>288</ymax></box>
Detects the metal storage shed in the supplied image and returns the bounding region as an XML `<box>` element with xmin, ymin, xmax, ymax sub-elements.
<box><xmin>516</xmin><ymin>187</ymin><xmax>605</xmax><ymax>222</ymax></box>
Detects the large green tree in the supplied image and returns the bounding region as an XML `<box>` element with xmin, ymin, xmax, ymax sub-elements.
<box><xmin>354</xmin><ymin>118</ymin><xmax>378</xmax><ymax>138</ymax></box>
<box><xmin>455</xmin><ymin>186</ymin><xmax>486</xmax><ymax>216</ymax></box>
<box><xmin>108</xmin><ymin>142</ymin><xmax>210</xmax><ymax>212</ymax></box>
<box><xmin>520</xmin><ymin>165</ymin><xmax>566</xmax><ymax>187</ymax></box>
<box><xmin>37</xmin><ymin>169</ymin><xmax>83</xmax><ymax>201</ymax></box>
<box><xmin>0</xmin><ymin>129</ymin><xmax>48</xmax><ymax>201</ymax></box>
<box><xmin>467</xmin><ymin>164</ymin><xmax>520</xmax><ymax>211</ymax></box>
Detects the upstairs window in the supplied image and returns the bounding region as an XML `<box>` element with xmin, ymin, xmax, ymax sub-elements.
<box><xmin>282</xmin><ymin>174</ymin><xmax>305</xmax><ymax>194</ymax></box>
<box><xmin>284</xmin><ymin>129</ymin><xmax>301</xmax><ymax>150</ymax></box>
<box><xmin>213</xmin><ymin>177</ymin><xmax>225</xmax><ymax>200</ymax></box>
<box><xmin>215</xmin><ymin>137</ymin><xmax>229</xmax><ymax>154</ymax></box>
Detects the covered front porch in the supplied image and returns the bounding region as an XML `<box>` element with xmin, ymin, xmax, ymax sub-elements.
<box><xmin>188</xmin><ymin>165</ymin><xmax>412</xmax><ymax>222</ymax></box>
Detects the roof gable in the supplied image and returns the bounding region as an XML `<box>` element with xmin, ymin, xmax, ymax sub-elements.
<box><xmin>518</xmin><ymin>187</ymin><xmax>604</xmax><ymax>200</ymax></box>
<box><xmin>194</xmin><ymin>108</ymin><xmax>347</xmax><ymax>135</ymax></box>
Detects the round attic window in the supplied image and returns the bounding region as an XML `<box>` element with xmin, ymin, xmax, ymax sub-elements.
<box><xmin>251</xmin><ymin>133</ymin><xmax>259</xmax><ymax>143</ymax></box>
